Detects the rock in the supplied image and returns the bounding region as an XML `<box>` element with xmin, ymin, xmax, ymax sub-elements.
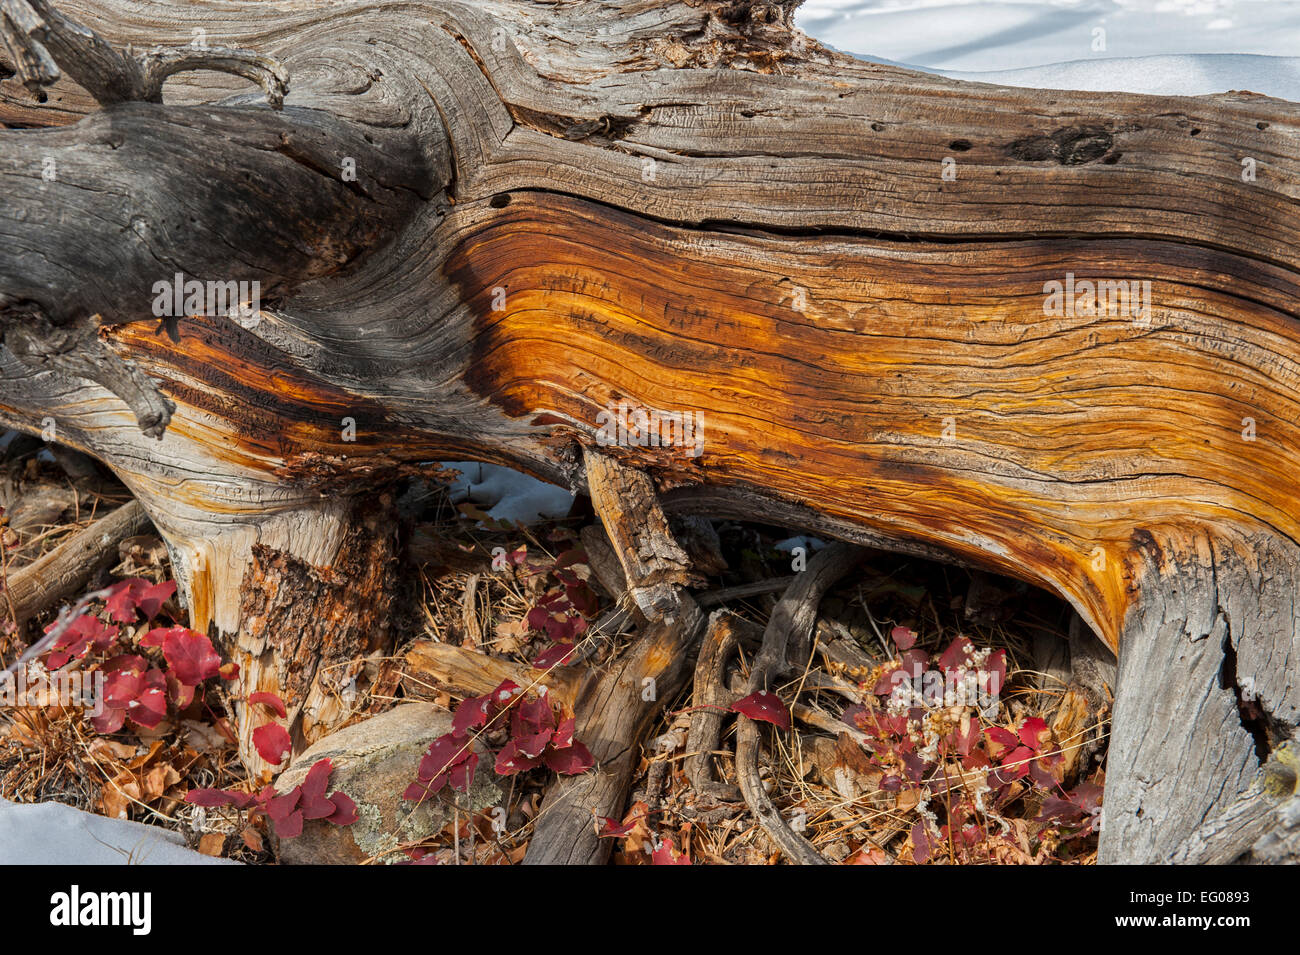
<box><xmin>273</xmin><ymin>703</ymin><xmax>500</xmax><ymax>864</ymax></box>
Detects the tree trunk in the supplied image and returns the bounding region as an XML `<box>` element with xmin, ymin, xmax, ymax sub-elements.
<box><xmin>2</xmin><ymin>0</ymin><xmax>1298</xmax><ymax>859</ymax></box>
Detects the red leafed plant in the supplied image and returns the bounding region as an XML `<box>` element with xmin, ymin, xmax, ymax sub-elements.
<box><xmin>405</xmin><ymin>679</ymin><xmax>593</xmax><ymax>803</ymax></box>
<box><xmin>838</xmin><ymin>632</ymin><xmax>1094</xmax><ymax>863</ymax></box>
<box><xmin>497</xmin><ymin>537</ymin><xmax>601</xmax><ymax>654</ymax></box>
<box><xmin>185</xmin><ymin>757</ymin><xmax>358</xmax><ymax>843</ymax></box>
<box><xmin>39</xmin><ymin>577</ymin><xmax>239</xmax><ymax>735</ymax></box>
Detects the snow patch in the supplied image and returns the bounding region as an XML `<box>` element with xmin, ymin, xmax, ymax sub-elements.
<box><xmin>0</xmin><ymin>798</ymin><xmax>236</xmax><ymax>865</ymax></box>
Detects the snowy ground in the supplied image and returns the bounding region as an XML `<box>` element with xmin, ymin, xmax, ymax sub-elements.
<box><xmin>798</xmin><ymin>0</ymin><xmax>1300</xmax><ymax>100</ymax></box>
<box><xmin>0</xmin><ymin>799</ymin><xmax>233</xmax><ymax>865</ymax></box>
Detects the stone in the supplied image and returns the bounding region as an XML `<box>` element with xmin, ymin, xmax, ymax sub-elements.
<box><xmin>274</xmin><ymin>703</ymin><xmax>500</xmax><ymax>864</ymax></box>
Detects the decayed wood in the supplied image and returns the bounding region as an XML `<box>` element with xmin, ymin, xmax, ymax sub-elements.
<box><xmin>582</xmin><ymin>445</ymin><xmax>701</xmax><ymax>622</ymax></box>
<box><xmin>523</xmin><ymin>601</ymin><xmax>706</xmax><ymax>865</ymax></box>
<box><xmin>403</xmin><ymin>638</ymin><xmax>582</xmax><ymax>708</ymax></box>
<box><xmin>230</xmin><ymin>495</ymin><xmax>399</xmax><ymax>779</ymax></box>
<box><xmin>1047</xmin><ymin>614</ymin><xmax>1115</xmax><ymax>785</ymax></box>
<box><xmin>735</xmin><ymin>541</ymin><xmax>863</xmax><ymax>864</ymax></box>
<box><xmin>685</xmin><ymin>610</ymin><xmax>751</xmax><ymax>792</ymax></box>
<box><xmin>1169</xmin><ymin>736</ymin><xmax>1299</xmax><ymax>863</ymax></box>
<box><xmin>2</xmin><ymin>498</ymin><xmax>148</xmax><ymax>628</ymax></box>
<box><xmin>525</xmin><ymin>450</ymin><xmax>706</xmax><ymax>863</ymax></box>
<box><xmin>0</xmin><ymin>0</ymin><xmax>1297</xmax><ymax>861</ymax></box>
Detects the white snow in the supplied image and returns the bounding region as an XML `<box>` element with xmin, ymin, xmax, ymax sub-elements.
<box><xmin>0</xmin><ymin>798</ymin><xmax>235</xmax><ymax>865</ymax></box>
<box><xmin>798</xmin><ymin>0</ymin><xmax>1300</xmax><ymax>100</ymax></box>
<box><xmin>443</xmin><ymin>460</ymin><xmax>576</xmax><ymax>525</ymax></box>
<box><xmin>774</xmin><ymin>535</ymin><xmax>828</xmax><ymax>553</ymax></box>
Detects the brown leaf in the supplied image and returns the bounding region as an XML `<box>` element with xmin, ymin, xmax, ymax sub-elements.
<box><xmin>241</xmin><ymin>827</ymin><xmax>265</xmax><ymax>853</ymax></box>
<box><xmin>88</xmin><ymin>738</ymin><xmax>138</xmax><ymax>763</ymax></box>
<box><xmin>127</xmin><ymin>739</ymin><xmax>166</xmax><ymax>770</ymax></box>
<box><xmin>100</xmin><ymin>784</ymin><xmax>130</xmax><ymax>821</ymax></box>
<box><xmin>198</xmin><ymin>832</ymin><xmax>226</xmax><ymax>857</ymax></box>
<box><xmin>142</xmin><ymin>763</ymin><xmax>180</xmax><ymax>801</ymax></box>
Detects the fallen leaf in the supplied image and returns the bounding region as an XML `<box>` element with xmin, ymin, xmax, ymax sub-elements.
<box><xmin>731</xmin><ymin>691</ymin><xmax>791</xmax><ymax>730</ymax></box>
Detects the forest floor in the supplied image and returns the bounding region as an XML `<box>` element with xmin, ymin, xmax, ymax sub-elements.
<box><xmin>0</xmin><ymin>435</ymin><xmax>1107</xmax><ymax>864</ymax></box>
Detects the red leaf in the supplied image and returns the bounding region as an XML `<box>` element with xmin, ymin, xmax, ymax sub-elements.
<box><xmin>494</xmin><ymin>740</ymin><xmax>544</xmax><ymax>775</ymax></box>
<box><xmin>403</xmin><ymin>781</ymin><xmax>434</xmax><ymax>802</ymax></box>
<box><xmin>325</xmin><ymin>792</ymin><xmax>359</xmax><ymax>826</ymax></box>
<box><xmin>104</xmin><ymin>579</ymin><xmax>146</xmax><ymax>623</ymax></box>
<box><xmin>564</xmin><ymin>582</ymin><xmax>600</xmax><ymax>617</ymax></box>
<box><xmin>490</xmin><ymin>680</ymin><xmax>521</xmax><ymax>709</ymax></box>
<box><xmin>449</xmin><ymin>752</ymin><xmax>479</xmax><ymax>793</ymax></box>
<box><xmin>167</xmin><ymin>674</ymin><xmax>195</xmax><ymax>709</ymax></box>
<box><xmin>274</xmin><ymin>809</ymin><xmax>304</xmax><ymax>839</ymax></box>
<box><xmin>731</xmin><ymin>691</ymin><xmax>790</xmax><ymax>730</ymax></box>
<box><xmin>514</xmin><ymin>729</ymin><xmax>552</xmax><ymax>759</ymax></box>
<box><xmin>511</xmin><ymin>695</ymin><xmax>555</xmax><ymax>738</ymax></box>
<box><xmin>531</xmin><ymin>643</ymin><xmax>575</xmax><ymax>669</ymax></box>
<box><xmin>135</xmin><ymin>580</ymin><xmax>176</xmax><ymax>621</ymax></box>
<box><xmin>551</xmin><ymin>716</ymin><xmax>575</xmax><ymax>750</ymax></box>
<box><xmin>186</xmin><ymin>788</ymin><xmax>254</xmax><ymax>808</ymax></box>
<box><xmin>982</xmin><ymin>648</ymin><xmax>1007</xmax><ymax>698</ymax></box>
<box><xmin>419</xmin><ymin>735</ymin><xmax>470</xmax><ymax>782</ymax></box>
<box><xmin>543</xmin><ymin>741</ymin><xmax>593</xmax><ymax>775</ymax></box>
<box><xmin>265</xmin><ymin>785</ymin><xmax>302</xmax><ymax>824</ymax></box>
<box><xmin>452</xmin><ymin>694</ymin><xmax>491</xmax><ymax>737</ymax></box>
<box><xmin>301</xmin><ymin>758</ymin><xmax>334</xmax><ymax>804</ymax></box>
<box><xmin>598</xmin><ymin>816</ymin><xmax>636</xmax><ymax>838</ymax></box>
<box><xmin>983</xmin><ymin>726</ymin><xmax>1020</xmax><ymax>760</ymax></box>
<box><xmin>103</xmin><ymin>669</ymin><xmax>145</xmax><ymax>708</ymax></box>
<box><xmin>249</xmin><ymin>691</ymin><xmax>288</xmax><ymax>718</ymax></box>
<box><xmin>937</xmin><ymin>635</ymin><xmax>976</xmax><ymax>674</ymax></box>
<box><xmin>890</xmin><ymin>625</ymin><xmax>917</xmax><ymax>651</ymax></box>
<box><xmin>911</xmin><ymin>819</ymin><xmax>936</xmax><ymax>863</ymax></box>
<box><xmin>253</xmin><ymin>723</ymin><xmax>292</xmax><ymax>766</ymax></box>
<box><xmin>130</xmin><ymin>670</ymin><xmax>168</xmax><ymax>728</ymax></box>
<box><xmin>218</xmin><ymin>662</ymin><xmax>240</xmax><ymax>680</ymax></box>
<box><xmin>301</xmin><ymin>794</ymin><xmax>336</xmax><ymax>820</ymax></box>
<box><xmin>652</xmin><ymin>837</ymin><xmax>691</xmax><ymax>865</ymax></box>
<box><xmin>91</xmin><ymin>707</ymin><xmax>126</xmax><ymax>734</ymax></box>
<box><xmin>161</xmin><ymin>628</ymin><xmax>223</xmax><ymax>686</ymax></box>
<box><xmin>1018</xmin><ymin>717</ymin><xmax>1050</xmax><ymax>752</ymax></box>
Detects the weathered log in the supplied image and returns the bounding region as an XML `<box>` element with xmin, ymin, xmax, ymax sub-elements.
<box><xmin>403</xmin><ymin>638</ymin><xmax>583</xmax><ymax>708</ymax></box>
<box><xmin>2</xmin><ymin>498</ymin><xmax>148</xmax><ymax>630</ymax></box>
<box><xmin>0</xmin><ymin>0</ymin><xmax>1297</xmax><ymax>861</ymax></box>
<box><xmin>686</xmin><ymin>610</ymin><xmax>750</xmax><ymax>793</ymax></box>
<box><xmin>734</xmin><ymin>541</ymin><xmax>862</xmax><ymax>864</ymax></box>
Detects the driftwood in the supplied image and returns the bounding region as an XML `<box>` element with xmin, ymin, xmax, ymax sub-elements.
<box><xmin>0</xmin><ymin>0</ymin><xmax>1298</xmax><ymax>861</ymax></box>
<box><xmin>404</xmin><ymin>639</ymin><xmax>583</xmax><ymax>709</ymax></box>
<box><xmin>3</xmin><ymin>499</ymin><xmax>149</xmax><ymax>629</ymax></box>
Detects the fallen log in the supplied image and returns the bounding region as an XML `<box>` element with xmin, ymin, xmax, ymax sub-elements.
<box><xmin>2</xmin><ymin>499</ymin><xmax>149</xmax><ymax>631</ymax></box>
<box><xmin>1</xmin><ymin>0</ymin><xmax>1298</xmax><ymax>861</ymax></box>
<box><xmin>734</xmin><ymin>542</ymin><xmax>862</xmax><ymax>864</ymax></box>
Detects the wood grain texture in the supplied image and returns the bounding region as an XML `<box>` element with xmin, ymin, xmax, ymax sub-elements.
<box><xmin>0</xmin><ymin>0</ymin><xmax>1297</xmax><ymax>862</ymax></box>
